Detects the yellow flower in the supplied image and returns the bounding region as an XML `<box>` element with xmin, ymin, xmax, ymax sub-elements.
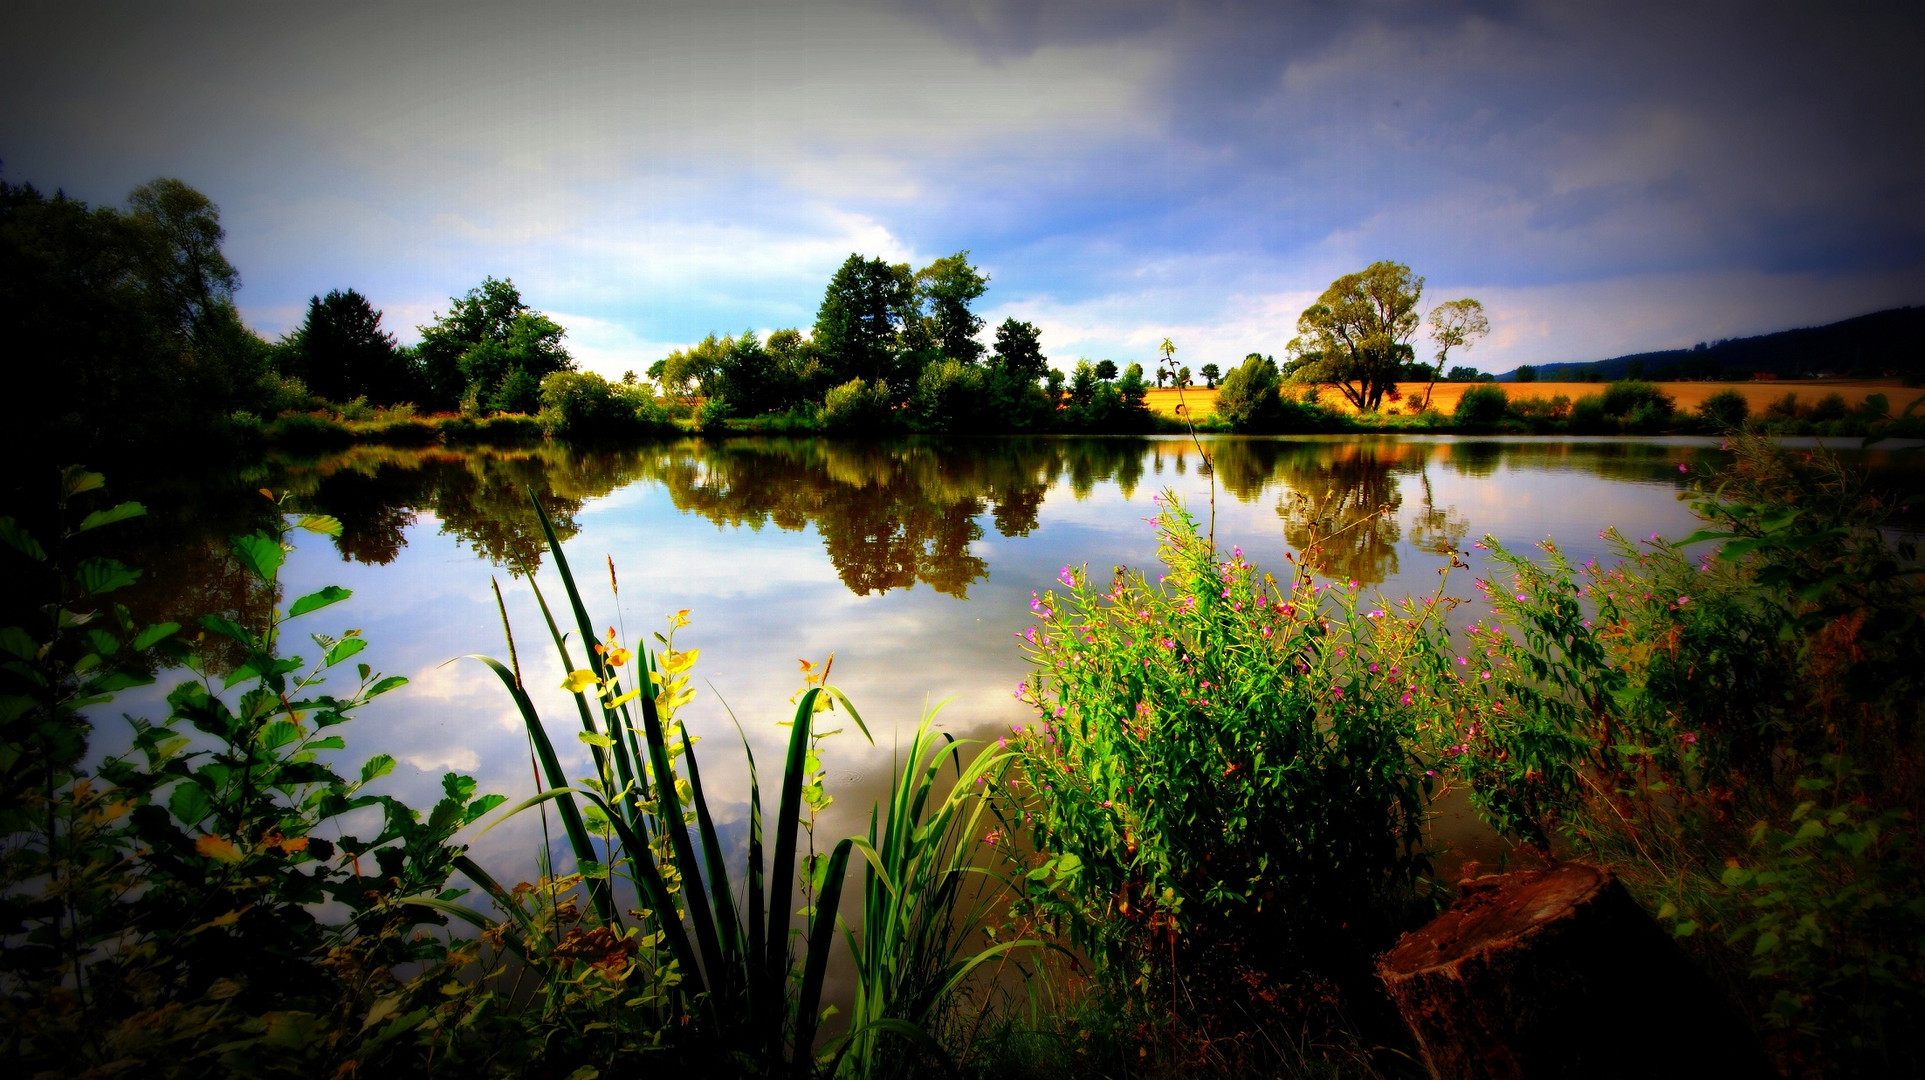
<box><xmin>561</xmin><ymin>669</ymin><xmax>598</xmax><ymax>694</ymax></box>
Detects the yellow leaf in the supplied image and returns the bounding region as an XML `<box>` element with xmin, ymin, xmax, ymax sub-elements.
<box><xmin>196</xmin><ymin>834</ymin><xmax>243</xmax><ymax>863</ymax></box>
<box><xmin>607</xmin><ymin>688</ymin><xmax>640</xmax><ymax>708</ymax></box>
<box><xmin>660</xmin><ymin>649</ymin><xmax>699</xmax><ymax>676</ymax></box>
<box><xmin>561</xmin><ymin>669</ymin><xmax>599</xmax><ymax>694</ymax></box>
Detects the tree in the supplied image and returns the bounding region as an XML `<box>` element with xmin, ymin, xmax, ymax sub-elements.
<box><xmin>814</xmin><ymin>254</ymin><xmax>916</xmax><ymax>394</ymax></box>
<box><xmin>1214</xmin><ymin>354</ymin><xmax>1286</xmax><ymax>431</ymax></box>
<box><xmin>1422</xmin><ymin>298</ymin><xmax>1490</xmax><ymax>409</ymax></box>
<box><xmin>1288</xmin><ymin>261</ymin><xmax>1425</xmax><ymax>412</ymax></box>
<box><xmin>126</xmin><ymin>178</ymin><xmax>239</xmax><ymax>339</ymax></box>
<box><xmin>914</xmin><ymin>251</ymin><xmax>988</xmax><ymax>365</ymax></box>
<box><xmin>415</xmin><ymin>277</ymin><xmax>572</xmax><ymax>412</ymax></box>
<box><xmin>1094</xmin><ymin>359</ymin><xmax>1119</xmax><ymax>382</ymax></box>
<box><xmin>1513</xmin><ymin>365</ymin><xmax>1537</xmax><ymax>383</ymax></box>
<box><xmin>1177</xmin><ymin>366</ymin><xmax>1192</xmax><ymax>387</ymax></box>
<box><xmin>279</xmin><ymin>289</ymin><xmax>412</xmax><ymax>404</ymax></box>
<box><xmin>989</xmin><ymin>318</ymin><xmax>1048</xmax><ymax>385</ymax></box>
<box><xmin>1199</xmin><ymin>363</ymin><xmax>1221</xmax><ymax>389</ymax></box>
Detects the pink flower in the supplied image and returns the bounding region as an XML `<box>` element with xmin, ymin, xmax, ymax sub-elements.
<box><xmin>1681</xmin><ymin>732</ymin><xmax>1698</xmax><ymax>745</ymax></box>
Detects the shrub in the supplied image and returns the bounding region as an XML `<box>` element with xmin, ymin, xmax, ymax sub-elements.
<box><xmin>266</xmin><ymin>410</ymin><xmax>354</xmax><ymax>451</ymax></box>
<box><xmin>1568</xmin><ymin>393</ymin><xmax>1611</xmax><ymax>432</ymax></box>
<box><xmin>1211</xmin><ymin>354</ymin><xmax>1286</xmax><ymax>431</ymax></box>
<box><xmin>538</xmin><ymin>370</ymin><xmax>667</xmax><ymax>440</ymax></box>
<box><xmin>1599</xmin><ymin>379</ymin><xmax>1674</xmax><ymax>420</ymax></box>
<box><xmin>1810</xmin><ymin>391</ymin><xmax>1850</xmax><ymax>422</ymax></box>
<box><xmin>1698</xmin><ymin>388</ymin><xmax>1749</xmax><ymax>429</ymax></box>
<box><xmin>1457</xmin><ymin>436</ymin><xmax>1925</xmax><ymax>1077</ymax></box>
<box><xmin>1857</xmin><ymin>392</ymin><xmax>1891</xmax><ymax>421</ymax></box>
<box><xmin>821</xmin><ymin>377</ymin><xmax>897</xmax><ymax>433</ymax></box>
<box><xmin>1</xmin><ymin>473</ymin><xmax>496</xmax><ymax>1076</ymax></box>
<box><xmin>1452</xmin><ymin>382</ymin><xmax>1510</xmax><ymax>426</ymax></box>
<box><xmin>1010</xmin><ymin>498</ymin><xmax>1450</xmax><ymax>992</ymax></box>
<box><xmin>911</xmin><ymin>357</ymin><xmax>987</xmax><ymax>432</ymax></box>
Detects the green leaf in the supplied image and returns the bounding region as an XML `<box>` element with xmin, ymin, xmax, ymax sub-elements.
<box><xmin>199</xmin><ymin>615</ymin><xmax>254</xmax><ymax>647</ymax></box>
<box><xmin>288</xmin><ymin>586</ymin><xmax>351</xmax><ymax>618</ymax></box>
<box><xmin>0</xmin><ymin>627</ymin><xmax>38</xmax><ymax>661</ymax></box>
<box><xmin>169</xmin><ymin>782</ymin><xmax>212</xmax><ymax>825</ymax></box>
<box><xmin>77</xmin><ymin>501</ymin><xmax>146</xmax><ymax>533</ymax></box>
<box><xmin>262</xmin><ymin>720</ymin><xmax>301</xmax><ymax>751</ymax></box>
<box><xmin>361</xmin><ymin>754</ymin><xmax>396</xmax><ymax>783</ymax></box>
<box><xmin>132</xmin><ymin>621</ymin><xmax>180</xmax><ymax>651</ymax></box>
<box><xmin>78</xmin><ymin>558</ymin><xmax>141</xmax><ymax>596</ymax></box>
<box><xmin>325</xmin><ymin>637</ymin><xmax>368</xmax><ymax>667</ymax></box>
<box><xmin>61</xmin><ymin>469</ymin><xmax>104</xmax><ymax>498</ymax></box>
<box><xmin>1673</xmin><ymin>920</ymin><xmax>1698</xmax><ymax>938</ymax></box>
<box><xmin>579</xmin><ymin>731</ymin><xmax>615</xmax><ymax>748</ymax></box>
<box><xmin>295</xmin><ymin>514</ymin><xmax>344</xmax><ymax>537</ymax></box>
<box><xmin>368</xmin><ymin>675</ymin><xmax>408</xmax><ymax>697</ymax></box>
<box><xmin>0</xmin><ymin>518</ymin><xmax>47</xmax><ymax>561</ymax></box>
<box><xmin>230</xmin><ymin>533</ymin><xmax>286</xmax><ymax>582</ymax></box>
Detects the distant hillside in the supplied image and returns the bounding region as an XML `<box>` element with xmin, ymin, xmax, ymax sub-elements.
<box><xmin>1501</xmin><ymin>306</ymin><xmax>1925</xmax><ymax>383</ymax></box>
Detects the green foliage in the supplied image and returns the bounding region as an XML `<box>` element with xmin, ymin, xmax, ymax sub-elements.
<box><xmin>1</xmin><ymin>471</ymin><xmax>496</xmax><ymax>1076</ymax></box>
<box><xmin>1452</xmin><ymin>383</ymin><xmax>1509</xmax><ymax>427</ymax></box>
<box><xmin>416</xmin><ymin>276</ymin><xmax>573</xmax><ymax>412</ymax></box>
<box><xmin>1698</xmin><ymin>388</ymin><xmax>1750</xmax><ymax>428</ymax></box>
<box><xmin>911</xmin><ymin>357</ymin><xmax>989</xmax><ymax>432</ymax></box>
<box><xmin>2</xmin><ymin>176</ymin><xmax>275</xmax><ymax>464</ymax></box>
<box><xmin>816</xmin><ymin>254</ymin><xmax>918</xmax><ymax>396</ymax></box>
<box><xmin>1009</xmin><ymin>498</ymin><xmax>1450</xmax><ymax>993</ymax></box>
<box><xmin>1286</xmin><ymin>261</ymin><xmax>1426</xmax><ymax>412</ymax></box>
<box><xmin>1453</xmin><ymin>436</ymin><xmax>1925</xmax><ymax>1077</ymax></box>
<box><xmin>821</xmin><ymin>377</ymin><xmax>900</xmax><ymax>434</ymax></box>
<box><xmin>538</xmin><ymin>370</ymin><xmax>670</xmax><ymax>440</ymax></box>
<box><xmin>1212</xmin><ymin>354</ymin><xmax>1285</xmax><ymax>432</ymax></box>
<box><xmin>916</xmin><ymin>251</ymin><xmax>990</xmax><ymax>366</ymax></box>
<box><xmin>460</xmin><ymin>493</ymin><xmax>1009</xmax><ymax>1076</ymax></box>
<box><xmin>989</xmin><ymin>319</ymin><xmax>1049</xmax><ymax>386</ymax></box>
<box><xmin>277</xmin><ymin>289</ymin><xmax>414</xmax><ymax>405</ymax></box>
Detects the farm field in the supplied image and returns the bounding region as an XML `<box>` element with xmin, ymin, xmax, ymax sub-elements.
<box><xmin>1143</xmin><ymin>379</ymin><xmax>1922</xmax><ymax>419</ymax></box>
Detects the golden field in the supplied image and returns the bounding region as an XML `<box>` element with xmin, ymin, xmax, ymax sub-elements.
<box><xmin>1143</xmin><ymin>380</ymin><xmax>1922</xmax><ymax>420</ymax></box>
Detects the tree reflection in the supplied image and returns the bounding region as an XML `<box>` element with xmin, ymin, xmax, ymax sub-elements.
<box><xmin>1274</xmin><ymin>444</ymin><xmax>1406</xmax><ymax>586</ymax></box>
<box><xmin>266</xmin><ymin>439</ymin><xmax>1160</xmax><ymax>599</ymax></box>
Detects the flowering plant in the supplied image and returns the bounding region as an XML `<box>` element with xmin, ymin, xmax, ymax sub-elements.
<box><xmin>1007</xmin><ymin>495</ymin><xmax>1457</xmax><ymax>985</ymax></box>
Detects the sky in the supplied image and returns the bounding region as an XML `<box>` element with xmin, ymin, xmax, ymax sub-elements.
<box><xmin>4</xmin><ymin>0</ymin><xmax>1922</xmax><ymax>379</ymax></box>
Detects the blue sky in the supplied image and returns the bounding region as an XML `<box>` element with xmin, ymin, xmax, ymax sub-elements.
<box><xmin>5</xmin><ymin>0</ymin><xmax>1921</xmax><ymax>379</ymax></box>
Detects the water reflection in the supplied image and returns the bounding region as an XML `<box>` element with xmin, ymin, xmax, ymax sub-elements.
<box><xmin>91</xmin><ymin>436</ymin><xmax>1743</xmax><ymax>638</ymax></box>
<box><xmin>265</xmin><ymin>437</ymin><xmax>1722</xmax><ymax>596</ymax></box>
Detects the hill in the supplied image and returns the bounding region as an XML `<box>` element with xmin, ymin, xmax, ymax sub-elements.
<box><xmin>1502</xmin><ymin>305</ymin><xmax>1925</xmax><ymax>383</ymax></box>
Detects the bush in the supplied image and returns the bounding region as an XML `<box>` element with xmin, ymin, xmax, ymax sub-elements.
<box><xmin>1459</xmin><ymin>436</ymin><xmax>1925</xmax><ymax>1077</ymax></box>
<box><xmin>911</xmin><ymin>357</ymin><xmax>987</xmax><ymax>432</ymax></box>
<box><xmin>1810</xmin><ymin>391</ymin><xmax>1850</xmax><ymax>422</ymax></box>
<box><xmin>1</xmin><ymin>475</ymin><xmax>497</xmax><ymax>1076</ymax></box>
<box><xmin>538</xmin><ymin>370</ymin><xmax>667</xmax><ymax>440</ymax></box>
<box><xmin>266</xmin><ymin>410</ymin><xmax>354</xmax><ymax>451</ymax></box>
<box><xmin>1698</xmin><ymin>388</ymin><xmax>1749</xmax><ymax>429</ymax></box>
<box><xmin>1453</xmin><ymin>382</ymin><xmax>1510</xmax><ymax>426</ymax></box>
<box><xmin>1011</xmin><ymin>499</ymin><xmax>1449</xmax><ymax>991</ymax></box>
<box><xmin>1211</xmin><ymin>354</ymin><xmax>1286</xmax><ymax>431</ymax></box>
<box><xmin>1599</xmin><ymin>379</ymin><xmax>1674</xmax><ymax>420</ymax></box>
<box><xmin>820</xmin><ymin>377</ymin><xmax>897</xmax><ymax>434</ymax></box>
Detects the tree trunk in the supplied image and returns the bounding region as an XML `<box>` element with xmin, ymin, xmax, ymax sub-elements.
<box><xmin>1376</xmin><ymin>863</ymin><xmax>1776</xmax><ymax>1080</ymax></box>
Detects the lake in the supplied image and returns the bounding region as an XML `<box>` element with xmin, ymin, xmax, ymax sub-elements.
<box><xmin>96</xmin><ymin>434</ymin><xmax>1917</xmax><ymax>886</ymax></box>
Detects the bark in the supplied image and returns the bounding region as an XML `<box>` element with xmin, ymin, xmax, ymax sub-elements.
<box><xmin>1376</xmin><ymin>863</ymin><xmax>1776</xmax><ymax>1080</ymax></box>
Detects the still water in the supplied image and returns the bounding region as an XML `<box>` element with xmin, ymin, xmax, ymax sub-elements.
<box><xmin>101</xmin><ymin>435</ymin><xmax>1910</xmax><ymax>883</ymax></box>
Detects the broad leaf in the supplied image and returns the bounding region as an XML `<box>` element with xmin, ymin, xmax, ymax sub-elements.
<box><xmin>77</xmin><ymin>501</ymin><xmax>146</xmax><ymax>534</ymax></box>
<box><xmin>230</xmin><ymin>533</ymin><xmax>286</xmax><ymax>581</ymax></box>
<box><xmin>288</xmin><ymin>586</ymin><xmax>351</xmax><ymax>618</ymax></box>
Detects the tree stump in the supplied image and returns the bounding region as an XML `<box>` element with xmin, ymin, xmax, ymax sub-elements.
<box><xmin>1376</xmin><ymin>863</ymin><xmax>1776</xmax><ymax>1080</ymax></box>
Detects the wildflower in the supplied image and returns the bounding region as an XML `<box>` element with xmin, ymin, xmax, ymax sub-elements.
<box><xmin>1481</xmin><ymin>671</ymin><xmax>1491</xmax><ymax>680</ymax></box>
<box><xmin>1367</xmin><ymin>609</ymin><xmax>1385</xmax><ymax>619</ymax></box>
<box><xmin>1681</xmin><ymin>732</ymin><xmax>1698</xmax><ymax>745</ymax></box>
<box><xmin>1059</xmin><ymin>567</ymin><xmax>1078</xmax><ymax>588</ymax></box>
<box><xmin>1402</xmin><ymin>693</ymin><xmax>1413</xmax><ymax>705</ymax></box>
<box><xmin>1368</xmin><ymin>662</ymin><xmax>1379</xmax><ymax>672</ymax></box>
<box><xmin>1678</xmin><ymin>462</ymin><xmax>1688</xmax><ymax>473</ymax></box>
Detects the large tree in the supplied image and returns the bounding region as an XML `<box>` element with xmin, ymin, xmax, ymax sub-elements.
<box><xmin>813</xmin><ymin>254</ymin><xmax>916</xmax><ymax>393</ymax></box>
<box><xmin>280</xmin><ymin>289</ymin><xmax>412</xmax><ymax>404</ymax></box>
<box><xmin>1287</xmin><ymin>261</ymin><xmax>1425</xmax><ymax>412</ymax></box>
<box><xmin>914</xmin><ymin>250</ymin><xmax>988</xmax><ymax>365</ymax></box>
<box><xmin>989</xmin><ymin>318</ymin><xmax>1047</xmax><ymax>385</ymax></box>
<box><xmin>2</xmin><ymin>176</ymin><xmax>270</xmax><ymax>464</ymax></box>
<box><xmin>415</xmin><ymin>277</ymin><xmax>572</xmax><ymax>412</ymax></box>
